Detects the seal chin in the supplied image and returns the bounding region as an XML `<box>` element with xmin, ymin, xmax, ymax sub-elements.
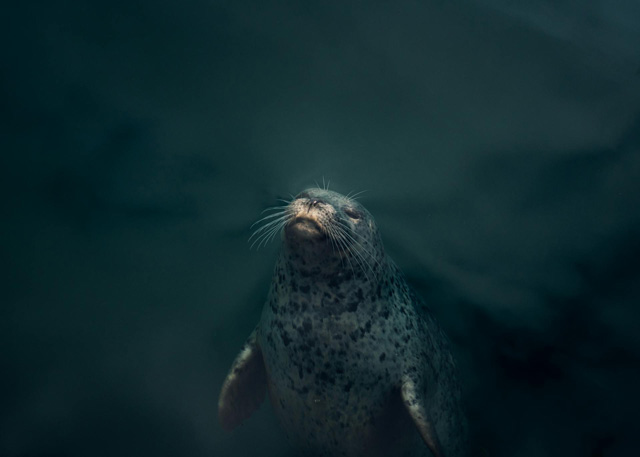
<box><xmin>285</xmin><ymin>217</ymin><xmax>325</xmax><ymax>241</ymax></box>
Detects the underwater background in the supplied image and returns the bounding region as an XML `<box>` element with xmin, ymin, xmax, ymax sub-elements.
<box><xmin>2</xmin><ymin>1</ymin><xmax>639</xmax><ymax>456</ymax></box>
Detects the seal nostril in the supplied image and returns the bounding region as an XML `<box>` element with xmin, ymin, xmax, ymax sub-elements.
<box><xmin>307</xmin><ymin>197</ymin><xmax>325</xmax><ymax>207</ymax></box>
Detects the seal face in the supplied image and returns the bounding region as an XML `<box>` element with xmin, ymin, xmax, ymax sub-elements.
<box><xmin>219</xmin><ymin>188</ymin><xmax>468</xmax><ymax>457</ymax></box>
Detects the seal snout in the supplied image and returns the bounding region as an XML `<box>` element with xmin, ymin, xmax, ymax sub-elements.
<box><xmin>284</xmin><ymin>195</ymin><xmax>335</xmax><ymax>242</ymax></box>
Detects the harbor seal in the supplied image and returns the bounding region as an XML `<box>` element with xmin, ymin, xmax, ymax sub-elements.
<box><xmin>218</xmin><ymin>188</ymin><xmax>468</xmax><ymax>457</ymax></box>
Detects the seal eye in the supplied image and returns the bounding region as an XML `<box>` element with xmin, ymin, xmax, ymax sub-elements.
<box><xmin>344</xmin><ymin>208</ymin><xmax>362</xmax><ymax>220</ymax></box>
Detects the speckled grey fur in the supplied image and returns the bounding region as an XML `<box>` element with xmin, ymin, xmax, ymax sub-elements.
<box><xmin>220</xmin><ymin>188</ymin><xmax>468</xmax><ymax>457</ymax></box>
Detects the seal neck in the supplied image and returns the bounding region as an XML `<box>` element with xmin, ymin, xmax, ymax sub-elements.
<box><xmin>276</xmin><ymin>249</ymin><xmax>390</xmax><ymax>304</ymax></box>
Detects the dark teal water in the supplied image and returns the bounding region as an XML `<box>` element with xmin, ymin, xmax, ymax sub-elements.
<box><xmin>1</xmin><ymin>1</ymin><xmax>639</xmax><ymax>456</ymax></box>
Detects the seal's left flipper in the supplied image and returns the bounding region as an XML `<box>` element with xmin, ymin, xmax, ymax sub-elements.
<box><xmin>401</xmin><ymin>375</ymin><xmax>444</xmax><ymax>457</ymax></box>
<box><xmin>218</xmin><ymin>329</ymin><xmax>267</xmax><ymax>431</ymax></box>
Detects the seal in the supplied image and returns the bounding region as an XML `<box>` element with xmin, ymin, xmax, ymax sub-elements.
<box><xmin>218</xmin><ymin>188</ymin><xmax>468</xmax><ymax>457</ymax></box>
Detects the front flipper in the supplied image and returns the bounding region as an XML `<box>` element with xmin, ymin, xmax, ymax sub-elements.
<box><xmin>218</xmin><ymin>329</ymin><xmax>267</xmax><ymax>431</ymax></box>
<box><xmin>401</xmin><ymin>375</ymin><xmax>444</xmax><ymax>457</ymax></box>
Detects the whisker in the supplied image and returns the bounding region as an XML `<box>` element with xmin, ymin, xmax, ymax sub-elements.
<box><xmin>336</xmin><ymin>230</ymin><xmax>373</xmax><ymax>281</ymax></box>
<box><xmin>249</xmin><ymin>220</ymin><xmax>289</xmax><ymax>243</ymax></box>
<box><xmin>257</xmin><ymin>225</ymin><xmax>282</xmax><ymax>250</ymax></box>
<box><xmin>250</xmin><ymin>211</ymin><xmax>290</xmax><ymax>230</ymax></box>
<box><xmin>347</xmin><ymin>189</ymin><xmax>369</xmax><ymax>201</ymax></box>
<box><xmin>337</xmin><ymin>229</ymin><xmax>372</xmax><ymax>283</ymax></box>
<box><xmin>334</xmin><ymin>221</ymin><xmax>379</xmax><ymax>279</ymax></box>
<box><xmin>261</xmin><ymin>205</ymin><xmax>288</xmax><ymax>214</ymax></box>
<box><xmin>326</xmin><ymin>224</ymin><xmax>348</xmax><ymax>272</ymax></box>
<box><xmin>325</xmin><ymin>223</ymin><xmax>338</xmax><ymax>254</ymax></box>
<box><xmin>248</xmin><ymin>207</ymin><xmax>294</xmax><ymax>246</ymax></box>
<box><xmin>249</xmin><ymin>226</ymin><xmax>282</xmax><ymax>247</ymax></box>
<box><xmin>251</xmin><ymin>218</ymin><xmax>290</xmax><ymax>250</ymax></box>
<box><xmin>332</xmin><ymin>225</ymin><xmax>365</xmax><ymax>270</ymax></box>
<box><xmin>250</xmin><ymin>212</ymin><xmax>290</xmax><ymax>231</ymax></box>
<box><xmin>333</xmin><ymin>229</ymin><xmax>358</xmax><ymax>278</ymax></box>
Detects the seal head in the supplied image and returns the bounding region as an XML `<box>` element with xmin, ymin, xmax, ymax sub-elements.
<box><xmin>281</xmin><ymin>188</ymin><xmax>384</xmax><ymax>281</ymax></box>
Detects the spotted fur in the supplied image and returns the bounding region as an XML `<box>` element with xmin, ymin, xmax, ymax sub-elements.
<box><xmin>220</xmin><ymin>188</ymin><xmax>468</xmax><ymax>457</ymax></box>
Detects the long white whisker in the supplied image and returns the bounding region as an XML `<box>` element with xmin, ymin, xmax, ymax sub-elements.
<box><xmin>325</xmin><ymin>224</ymin><xmax>338</xmax><ymax>254</ymax></box>
<box><xmin>343</xmin><ymin>237</ymin><xmax>372</xmax><ymax>281</ymax></box>
<box><xmin>325</xmin><ymin>223</ymin><xmax>349</xmax><ymax>273</ymax></box>
<box><xmin>250</xmin><ymin>213</ymin><xmax>290</xmax><ymax>233</ymax></box>
<box><xmin>332</xmin><ymin>226</ymin><xmax>368</xmax><ymax>276</ymax></box>
<box><xmin>251</xmin><ymin>218</ymin><xmax>290</xmax><ymax>250</ymax></box>
<box><xmin>257</xmin><ymin>225</ymin><xmax>282</xmax><ymax>250</ymax></box>
<box><xmin>337</xmin><ymin>230</ymin><xmax>371</xmax><ymax>283</ymax></box>
<box><xmin>248</xmin><ymin>208</ymin><xmax>294</xmax><ymax>246</ymax></box>
<box><xmin>334</xmin><ymin>219</ymin><xmax>380</xmax><ymax>267</ymax></box>
<box><xmin>348</xmin><ymin>189</ymin><xmax>369</xmax><ymax>201</ymax></box>
<box><xmin>334</xmin><ymin>223</ymin><xmax>378</xmax><ymax>279</ymax></box>
<box><xmin>251</xmin><ymin>211</ymin><xmax>289</xmax><ymax>228</ymax></box>
<box><xmin>333</xmin><ymin>230</ymin><xmax>357</xmax><ymax>278</ymax></box>
<box><xmin>261</xmin><ymin>205</ymin><xmax>288</xmax><ymax>214</ymax></box>
<box><xmin>249</xmin><ymin>214</ymin><xmax>291</xmax><ymax>237</ymax></box>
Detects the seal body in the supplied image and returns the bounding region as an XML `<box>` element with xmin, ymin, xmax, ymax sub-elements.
<box><xmin>219</xmin><ymin>188</ymin><xmax>468</xmax><ymax>457</ymax></box>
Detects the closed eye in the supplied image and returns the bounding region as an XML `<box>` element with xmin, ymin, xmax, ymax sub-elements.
<box><xmin>344</xmin><ymin>208</ymin><xmax>362</xmax><ymax>219</ymax></box>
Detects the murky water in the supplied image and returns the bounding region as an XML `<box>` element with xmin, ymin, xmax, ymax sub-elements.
<box><xmin>1</xmin><ymin>1</ymin><xmax>639</xmax><ymax>456</ymax></box>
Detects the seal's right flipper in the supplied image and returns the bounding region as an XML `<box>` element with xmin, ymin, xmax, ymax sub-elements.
<box><xmin>218</xmin><ymin>329</ymin><xmax>267</xmax><ymax>431</ymax></box>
